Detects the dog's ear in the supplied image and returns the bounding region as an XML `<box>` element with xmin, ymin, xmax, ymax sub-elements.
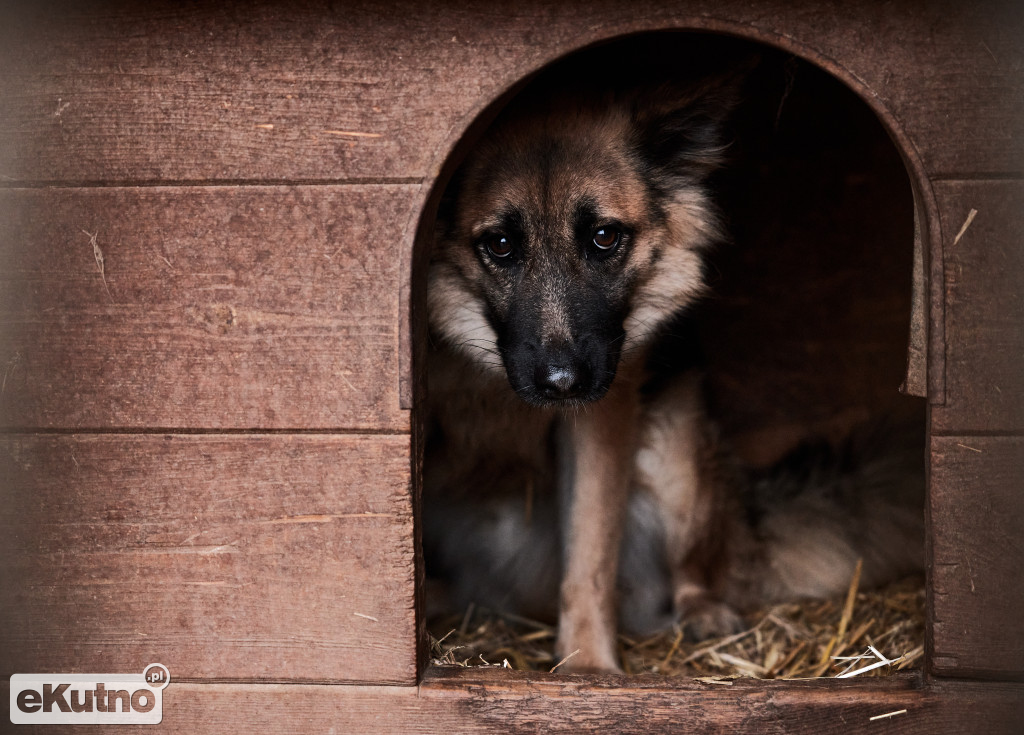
<box><xmin>632</xmin><ymin>60</ymin><xmax>755</xmax><ymax>182</ymax></box>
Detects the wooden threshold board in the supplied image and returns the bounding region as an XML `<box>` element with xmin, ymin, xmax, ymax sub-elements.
<box><xmin>3</xmin><ymin>671</ymin><xmax>1022</xmax><ymax>733</ymax></box>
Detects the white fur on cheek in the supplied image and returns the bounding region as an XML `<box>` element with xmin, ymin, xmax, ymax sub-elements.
<box><xmin>624</xmin><ymin>245</ymin><xmax>706</xmax><ymax>350</ymax></box>
<box><xmin>427</xmin><ymin>263</ymin><xmax>503</xmax><ymax>373</ymax></box>
<box><xmin>624</xmin><ymin>190</ymin><xmax>719</xmax><ymax>350</ymax></box>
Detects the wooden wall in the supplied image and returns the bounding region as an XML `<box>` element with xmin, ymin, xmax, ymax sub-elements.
<box><xmin>1</xmin><ymin>0</ymin><xmax>1021</xmax><ymax>730</ymax></box>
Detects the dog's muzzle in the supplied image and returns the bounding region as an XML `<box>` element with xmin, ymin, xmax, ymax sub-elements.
<box><xmin>503</xmin><ymin>337</ymin><xmax>620</xmax><ymax>407</ymax></box>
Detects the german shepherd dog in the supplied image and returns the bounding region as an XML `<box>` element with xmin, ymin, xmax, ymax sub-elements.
<box><xmin>423</xmin><ymin>45</ymin><xmax>923</xmax><ymax>673</ymax></box>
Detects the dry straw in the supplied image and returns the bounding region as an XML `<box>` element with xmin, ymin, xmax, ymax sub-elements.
<box><xmin>429</xmin><ymin>570</ymin><xmax>924</xmax><ymax>680</ymax></box>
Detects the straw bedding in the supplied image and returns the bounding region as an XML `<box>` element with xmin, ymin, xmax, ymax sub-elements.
<box><xmin>428</xmin><ymin>569</ymin><xmax>924</xmax><ymax>679</ymax></box>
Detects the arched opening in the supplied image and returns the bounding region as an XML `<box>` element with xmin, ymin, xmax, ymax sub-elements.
<box><xmin>412</xmin><ymin>31</ymin><xmax>930</xmax><ymax>679</ymax></box>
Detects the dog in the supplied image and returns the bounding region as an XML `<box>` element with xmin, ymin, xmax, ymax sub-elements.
<box><xmin>422</xmin><ymin>49</ymin><xmax>923</xmax><ymax>673</ymax></box>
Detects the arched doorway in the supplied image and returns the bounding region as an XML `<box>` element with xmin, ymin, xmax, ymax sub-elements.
<box><xmin>413</xmin><ymin>31</ymin><xmax>931</xmax><ymax>678</ymax></box>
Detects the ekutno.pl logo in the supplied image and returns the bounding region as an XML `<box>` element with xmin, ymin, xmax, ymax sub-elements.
<box><xmin>10</xmin><ymin>663</ymin><xmax>169</xmax><ymax>725</ymax></box>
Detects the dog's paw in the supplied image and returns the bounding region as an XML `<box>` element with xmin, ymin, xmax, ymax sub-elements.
<box><xmin>679</xmin><ymin>599</ymin><xmax>746</xmax><ymax>641</ymax></box>
<box><xmin>555</xmin><ymin>649</ymin><xmax>623</xmax><ymax>675</ymax></box>
<box><xmin>555</xmin><ymin>610</ymin><xmax>623</xmax><ymax>674</ymax></box>
<box><xmin>553</xmin><ymin>636</ymin><xmax>622</xmax><ymax>674</ymax></box>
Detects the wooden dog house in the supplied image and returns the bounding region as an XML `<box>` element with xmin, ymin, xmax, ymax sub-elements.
<box><xmin>1</xmin><ymin>0</ymin><xmax>1021</xmax><ymax>731</ymax></box>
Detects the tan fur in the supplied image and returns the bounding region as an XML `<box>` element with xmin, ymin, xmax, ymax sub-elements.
<box><xmin>630</xmin><ymin>375</ymin><xmax>749</xmax><ymax>639</ymax></box>
<box><xmin>554</xmin><ymin>361</ymin><xmax>645</xmax><ymax>671</ymax></box>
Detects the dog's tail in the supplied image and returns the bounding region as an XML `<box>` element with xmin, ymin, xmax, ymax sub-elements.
<box><xmin>725</xmin><ymin>415</ymin><xmax>926</xmax><ymax>607</ymax></box>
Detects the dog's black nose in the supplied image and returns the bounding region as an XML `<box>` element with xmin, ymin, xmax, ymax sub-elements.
<box><xmin>535</xmin><ymin>360</ymin><xmax>586</xmax><ymax>399</ymax></box>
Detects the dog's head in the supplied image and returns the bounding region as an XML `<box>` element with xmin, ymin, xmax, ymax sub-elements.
<box><xmin>428</xmin><ymin>75</ymin><xmax>739</xmax><ymax>407</ymax></box>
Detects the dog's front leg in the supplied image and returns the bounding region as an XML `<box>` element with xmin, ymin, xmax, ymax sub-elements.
<box><xmin>556</xmin><ymin>379</ymin><xmax>640</xmax><ymax>673</ymax></box>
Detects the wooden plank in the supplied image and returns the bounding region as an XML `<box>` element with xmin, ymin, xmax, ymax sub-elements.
<box><xmin>414</xmin><ymin>672</ymin><xmax>1023</xmax><ymax>733</ymax></box>
<box><xmin>0</xmin><ymin>186</ymin><xmax>413</xmax><ymax>431</ymax></box>
<box><xmin>0</xmin><ymin>434</ymin><xmax>417</xmax><ymax>684</ymax></box>
<box><xmin>0</xmin><ymin>0</ymin><xmax>1020</xmax><ymax>184</ymax></box>
<box><xmin>5</xmin><ymin>673</ymin><xmax>1023</xmax><ymax>733</ymax></box>
<box><xmin>930</xmin><ymin>181</ymin><xmax>1024</xmax><ymax>433</ymax></box>
<box><xmin>930</xmin><ymin>436</ymin><xmax>1024</xmax><ymax>679</ymax></box>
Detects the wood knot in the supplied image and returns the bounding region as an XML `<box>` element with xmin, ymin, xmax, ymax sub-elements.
<box><xmin>191</xmin><ymin>304</ymin><xmax>237</xmax><ymax>334</ymax></box>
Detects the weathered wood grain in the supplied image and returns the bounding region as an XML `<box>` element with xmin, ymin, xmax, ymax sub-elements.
<box><xmin>0</xmin><ymin>434</ymin><xmax>417</xmax><ymax>683</ymax></box>
<box><xmin>930</xmin><ymin>181</ymin><xmax>1024</xmax><ymax>434</ymax></box>
<box><xmin>930</xmin><ymin>436</ymin><xmax>1024</xmax><ymax>679</ymax></box>
<box><xmin>0</xmin><ymin>186</ymin><xmax>414</xmax><ymax>430</ymax></box>
<box><xmin>413</xmin><ymin>671</ymin><xmax>1021</xmax><ymax>734</ymax></box>
<box><xmin>5</xmin><ymin>673</ymin><xmax>1023</xmax><ymax>734</ymax></box>
<box><xmin>0</xmin><ymin>0</ymin><xmax>1020</xmax><ymax>184</ymax></box>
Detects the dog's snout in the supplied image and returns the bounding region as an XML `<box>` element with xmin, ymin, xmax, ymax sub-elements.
<box><xmin>535</xmin><ymin>359</ymin><xmax>588</xmax><ymax>400</ymax></box>
<box><xmin>501</xmin><ymin>318</ymin><xmax>623</xmax><ymax>406</ymax></box>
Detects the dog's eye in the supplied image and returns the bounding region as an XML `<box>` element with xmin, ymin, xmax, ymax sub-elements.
<box><xmin>484</xmin><ymin>234</ymin><xmax>514</xmax><ymax>259</ymax></box>
<box><xmin>592</xmin><ymin>226</ymin><xmax>621</xmax><ymax>251</ymax></box>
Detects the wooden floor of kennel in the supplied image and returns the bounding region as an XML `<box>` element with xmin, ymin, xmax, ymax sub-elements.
<box><xmin>1</xmin><ymin>0</ymin><xmax>1021</xmax><ymax>731</ymax></box>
